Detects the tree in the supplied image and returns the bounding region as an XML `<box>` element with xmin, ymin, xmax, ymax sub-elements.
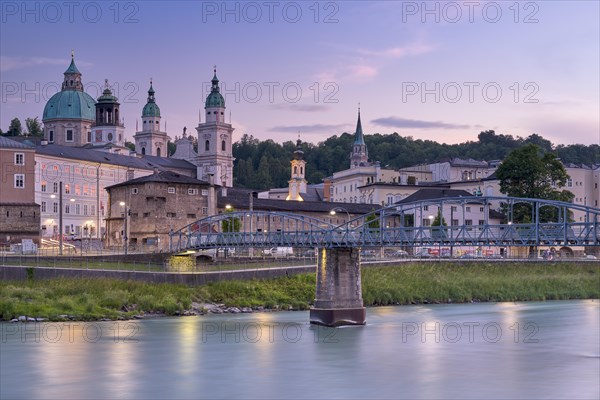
<box><xmin>221</xmin><ymin>208</ymin><xmax>241</xmax><ymax>232</ymax></box>
<box><xmin>25</xmin><ymin>117</ymin><xmax>42</xmax><ymax>136</ymax></box>
<box><xmin>7</xmin><ymin>118</ymin><xmax>22</xmax><ymax>136</ymax></box>
<box><xmin>431</xmin><ymin>210</ymin><xmax>447</xmax><ymax>227</ymax></box>
<box><xmin>496</xmin><ymin>144</ymin><xmax>574</xmax><ymax>223</ymax></box>
<box><xmin>124</xmin><ymin>141</ymin><xmax>135</xmax><ymax>151</ymax></box>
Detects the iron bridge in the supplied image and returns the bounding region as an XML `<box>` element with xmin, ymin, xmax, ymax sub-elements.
<box><xmin>169</xmin><ymin>196</ymin><xmax>600</xmax><ymax>251</ymax></box>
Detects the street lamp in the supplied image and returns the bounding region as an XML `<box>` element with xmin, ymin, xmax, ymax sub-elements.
<box><xmin>119</xmin><ymin>201</ymin><xmax>128</xmax><ymax>254</ymax></box>
<box><xmin>330</xmin><ymin>207</ymin><xmax>351</xmax><ymax>244</ymax></box>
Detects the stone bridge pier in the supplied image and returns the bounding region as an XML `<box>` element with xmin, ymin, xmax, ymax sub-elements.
<box><xmin>310</xmin><ymin>247</ymin><xmax>366</xmax><ymax>327</ymax></box>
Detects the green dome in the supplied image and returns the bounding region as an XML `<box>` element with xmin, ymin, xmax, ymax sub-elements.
<box><xmin>43</xmin><ymin>90</ymin><xmax>96</xmax><ymax>121</ymax></box>
<box><xmin>97</xmin><ymin>81</ymin><xmax>118</xmax><ymax>103</ymax></box>
<box><xmin>142</xmin><ymin>83</ymin><xmax>160</xmax><ymax>117</ymax></box>
<box><xmin>142</xmin><ymin>102</ymin><xmax>161</xmax><ymax>117</ymax></box>
<box><xmin>205</xmin><ymin>71</ymin><xmax>225</xmax><ymax>108</ymax></box>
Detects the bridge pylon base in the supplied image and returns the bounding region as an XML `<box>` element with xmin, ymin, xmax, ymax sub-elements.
<box><xmin>310</xmin><ymin>247</ymin><xmax>366</xmax><ymax>327</ymax></box>
<box><xmin>310</xmin><ymin>307</ymin><xmax>366</xmax><ymax>327</ymax></box>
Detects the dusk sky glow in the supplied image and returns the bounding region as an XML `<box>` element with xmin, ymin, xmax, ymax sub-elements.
<box><xmin>1</xmin><ymin>1</ymin><xmax>599</xmax><ymax>146</ymax></box>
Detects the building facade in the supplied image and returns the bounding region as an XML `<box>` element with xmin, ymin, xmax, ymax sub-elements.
<box><xmin>105</xmin><ymin>171</ymin><xmax>213</xmax><ymax>251</ymax></box>
<box><xmin>0</xmin><ymin>137</ymin><xmax>40</xmax><ymax>245</ymax></box>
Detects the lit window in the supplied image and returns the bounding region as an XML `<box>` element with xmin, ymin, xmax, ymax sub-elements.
<box><xmin>41</xmin><ymin>181</ymin><xmax>47</xmax><ymax>192</ymax></box>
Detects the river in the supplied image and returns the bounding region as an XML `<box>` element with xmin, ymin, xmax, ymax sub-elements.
<box><xmin>1</xmin><ymin>300</ymin><xmax>598</xmax><ymax>399</ymax></box>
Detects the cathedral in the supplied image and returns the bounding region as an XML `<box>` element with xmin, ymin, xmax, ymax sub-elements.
<box><xmin>42</xmin><ymin>53</ymin><xmax>235</xmax><ymax>187</ymax></box>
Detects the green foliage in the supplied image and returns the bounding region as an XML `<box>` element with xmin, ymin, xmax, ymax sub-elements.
<box><xmin>25</xmin><ymin>117</ymin><xmax>43</xmax><ymax>136</ymax></box>
<box><xmin>496</xmin><ymin>144</ymin><xmax>574</xmax><ymax>222</ymax></box>
<box><xmin>124</xmin><ymin>141</ymin><xmax>135</xmax><ymax>151</ymax></box>
<box><xmin>231</xmin><ymin>131</ymin><xmax>599</xmax><ymax>188</ymax></box>
<box><xmin>6</xmin><ymin>118</ymin><xmax>22</xmax><ymax>136</ymax></box>
<box><xmin>365</xmin><ymin>212</ymin><xmax>380</xmax><ymax>229</ymax></box>
<box><xmin>221</xmin><ymin>207</ymin><xmax>241</xmax><ymax>232</ymax></box>
<box><xmin>431</xmin><ymin>210</ymin><xmax>447</xmax><ymax>226</ymax></box>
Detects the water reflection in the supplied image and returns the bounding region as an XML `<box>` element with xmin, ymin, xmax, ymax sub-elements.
<box><xmin>1</xmin><ymin>301</ymin><xmax>598</xmax><ymax>400</ymax></box>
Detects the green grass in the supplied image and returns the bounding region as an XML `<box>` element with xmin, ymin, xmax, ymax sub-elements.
<box><xmin>0</xmin><ymin>262</ymin><xmax>597</xmax><ymax>321</ymax></box>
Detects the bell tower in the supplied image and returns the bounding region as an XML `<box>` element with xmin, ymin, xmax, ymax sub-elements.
<box><xmin>195</xmin><ymin>67</ymin><xmax>235</xmax><ymax>187</ymax></box>
<box><xmin>286</xmin><ymin>137</ymin><xmax>307</xmax><ymax>201</ymax></box>
<box><xmin>133</xmin><ymin>81</ymin><xmax>170</xmax><ymax>157</ymax></box>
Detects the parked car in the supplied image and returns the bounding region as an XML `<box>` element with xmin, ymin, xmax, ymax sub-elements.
<box><xmin>389</xmin><ymin>250</ymin><xmax>409</xmax><ymax>258</ymax></box>
<box><xmin>263</xmin><ymin>247</ymin><xmax>294</xmax><ymax>258</ymax></box>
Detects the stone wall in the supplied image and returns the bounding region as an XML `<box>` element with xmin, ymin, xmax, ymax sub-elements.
<box><xmin>0</xmin><ymin>204</ymin><xmax>41</xmax><ymax>245</ymax></box>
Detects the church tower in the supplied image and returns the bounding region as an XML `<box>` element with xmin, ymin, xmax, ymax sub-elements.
<box><xmin>91</xmin><ymin>79</ymin><xmax>126</xmax><ymax>151</ymax></box>
<box><xmin>286</xmin><ymin>137</ymin><xmax>308</xmax><ymax>201</ymax></box>
<box><xmin>350</xmin><ymin>108</ymin><xmax>369</xmax><ymax>168</ymax></box>
<box><xmin>195</xmin><ymin>68</ymin><xmax>235</xmax><ymax>187</ymax></box>
<box><xmin>133</xmin><ymin>81</ymin><xmax>169</xmax><ymax>157</ymax></box>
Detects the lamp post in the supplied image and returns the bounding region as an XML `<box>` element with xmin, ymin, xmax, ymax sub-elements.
<box><xmin>120</xmin><ymin>201</ymin><xmax>128</xmax><ymax>255</ymax></box>
<box><xmin>330</xmin><ymin>207</ymin><xmax>351</xmax><ymax>244</ymax></box>
<box><xmin>225</xmin><ymin>204</ymin><xmax>232</xmax><ymax>258</ymax></box>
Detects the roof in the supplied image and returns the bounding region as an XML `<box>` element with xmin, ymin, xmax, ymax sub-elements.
<box><xmin>141</xmin><ymin>154</ymin><xmax>196</xmax><ymax>170</ymax></box>
<box><xmin>43</xmin><ymin>90</ymin><xmax>96</xmax><ymax>121</ymax></box>
<box><xmin>205</xmin><ymin>70</ymin><xmax>225</xmax><ymax>108</ymax></box>
<box><xmin>219</xmin><ymin>187</ymin><xmax>379</xmax><ymax>214</ymax></box>
<box><xmin>106</xmin><ymin>170</ymin><xmax>210</xmax><ymax>189</ymax></box>
<box><xmin>35</xmin><ymin>143</ymin><xmax>168</xmax><ymax>170</ymax></box>
<box><xmin>398</xmin><ymin>188</ymin><xmax>475</xmax><ymax>203</ymax></box>
<box><xmin>64</xmin><ymin>57</ymin><xmax>81</xmax><ymax>74</ymax></box>
<box><xmin>0</xmin><ymin>136</ymin><xmax>35</xmax><ymax>149</ymax></box>
<box><xmin>354</xmin><ymin>110</ymin><xmax>365</xmax><ymax>145</ymax></box>
<box><xmin>142</xmin><ymin>84</ymin><xmax>161</xmax><ymax>117</ymax></box>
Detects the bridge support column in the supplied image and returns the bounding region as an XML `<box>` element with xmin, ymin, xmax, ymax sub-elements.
<box><xmin>310</xmin><ymin>247</ymin><xmax>366</xmax><ymax>327</ymax></box>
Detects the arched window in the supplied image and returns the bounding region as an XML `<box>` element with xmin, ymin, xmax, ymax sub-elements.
<box><xmin>300</xmin><ymin>167</ymin><xmax>303</xmax><ymax>174</ymax></box>
<box><xmin>156</xmin><ymin>147</ymin><xmax>161</xmax><ymax>157</ymax></box>
<box><xmin>141</xmin><ymin>147</ymin><xmax>146</xmax><ymax>155</ymax></box>
<box><xmin>294</xmin><ymin>166</ymin><xmax>297</xmax><ymax>174</ymax></box>
<box><xmin>205</xmin><ymin>140</ymin><xmax>210</xmax><ymax>151</ymax></box>
<box><xmin>221</xmin><ymin>140</ymin><xmax>226</xmax><ymax>151</ymax></box>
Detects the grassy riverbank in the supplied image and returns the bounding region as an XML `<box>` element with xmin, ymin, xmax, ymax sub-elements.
<box><xmin>1</xmin><ymin>262</ymin><xmax>598</xmax><ymax>321</ymax></box>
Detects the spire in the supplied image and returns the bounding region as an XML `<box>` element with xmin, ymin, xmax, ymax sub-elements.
<box><xmin>211</xmin><ymin>66</ymin><xmax>220</xmax><ymax>92</ymax></box>
<box><xmin>354</xmin><ymin>106</ymin><xmax>365</xmax><ymax>145</ymax></box>
<box><xmin>147</xmin><ymin>79</ymin><xmax>155</xmax><ymax>102</ymax></box>
<box><xmin>64</xmin><ymin>50</ymin><xmax>81</xmax><ymax>74</ymax></box>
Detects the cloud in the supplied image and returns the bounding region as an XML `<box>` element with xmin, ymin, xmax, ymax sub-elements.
<box><xmin>268</xmin><ymin>124</ymin><xmax>347</xmax><ymax>134</ymax></box>
<box><xmin>270</xmin><ymin>104</ymin><xmax>332</xmax><ymax>112</ymax></box>
<box><xmin>372</xmin><ymin>117</ymin><xmax>471</xmax><ymax>130</ymax></box>
<box><xmin>0</xmin><ymin>56</ymin><xmax>92</xmax><ymax>72</ymax></box>
<box><xmin>357</xmin><ymin>43</ymin><xmax>434</xmax><ymax>59</ymax></box>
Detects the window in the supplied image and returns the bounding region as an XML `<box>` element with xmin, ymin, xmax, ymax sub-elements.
<box><xmin>567</xmin><ymin>179</ymin><xmax>573</xmax><ymax>187</ymax></box>
<box><xmin>14</xmin><ymin>174</ymin><xmax>24</xmax><ymax>188</ymax></box>
<box><xmin>479</xmin><ymin>207</ymin><xmax>484</xmax><ymax>212</ymax></box>
<box><xmin>422</xmin><ymin>218</ymin><xmax>431</xmax><ymax>227</ymax></box>
<box><xmin>167</xmin><ymin>212</ymin><xmax>176</xmax><ymax>218</ymax></box>
<box><xmin>188</xmin><ymin>188</ymin><xmax>198</xmax><ymax>195</ymax></box>
<box><xmin>75</xmin><ymin>204</ymin><xmax>80</xmax><ymax>215</ymax></box>
<box><xmin>53</xmin><ymin>182</ymin><xmax>58</xmax><ymax>193</ymax></box>
<box><xmin>49</xmin><ymin>130</ymin><xmax>54</xmax><ymax>143</ymax></box>
<box><xmin>87</xmin><ymin>131</ymin><xmax>92</xmax><ymax>143</ymax></box>
<box><xmin>478</xmin><ymin>220</ymin><xmax>485</xmax><ymax>226</ymax></box>
<box><xmin>205</xmin><ymin>140</ymin><xmax>210</xmax><ymax>151</ymax></box>
<box><xmin>91</xmin><ymin>205</ymin><xmax>96</xmax><ymax>215</ymax></box>
<box><xmin>466</xmin><ymin>206</ymin><xmax>471</xmax><ymax>212</ymax></box>
<box><xmin>66</xmin><ymin>130</ymin><xmax>73</xmax><ymax>142</ymax></box>
<box><xmin>15</xmin><ymin>153</ymin><xmax>24</xmax><ymax>165</ymax></box>
<box><xmin>451</xmin><ymin>219</ymin><xmax>459</xmax><ymax>226</ymax></box>
<box><xmin>168</xmin><ymin>187</ymin><xmax>176</xmax><ymax>194</ymax></box>
<box><xmin>53</xmin><ymin>202</ymin><xmax>58</xmax><ymax>213</ymax></box>
<box><xmin>141</xmin><ymin>147</ymin><xmax>146</xmax><ymax>155</ymax></box>
<box><xmin>41</xmin><ymin>202</ymin><xmax>47</xmax><ymax>212</ymax></box>
<box><xmin>75</xmin><ymin>184</ymin><xmax>81</xmax><ymax>196</ymax></box>
<box><xmin>65</xmin><ymin>184</ymin><xmax>70</xmax><ymax>194</ymax></box>
<box><xmin>202</xmin><ymin>207</ymin><xmax>208</xmax><ymax>215</ymax></box>
<box><xmin>201</xmin><ymin>189</ymin><xmax>208</xmax><ymax>196</ymax></box>
<box><xmin>83</xmin><ymin>205</ymin><xmax>88</xmax><ymax>215</ymax></box>
<box><xmin>131</xmin><ymin>188</ymin><xmax>138</xmax><ymax>194</ymax></box>
<box><xmin>221</xmin><ymin>140</ymin><xmax>226</xmax><ymax>151</ymax></box>
<box><xmin>187</xmin><ymin>214</ymin><xmax>197</xmax><ymax>219</ymax></box>
<box><xmin>143</xmin><ymin>212</ymin><xmax>150</xmax><ymax>217</ymax></box>
<box><xmin>465</xmin><ymin>219</ymin><xmax>473</xmax><ymax>226</ymax></box>
<box><xmin>451</xmin><ymin>206</ymin><xmax>457</xmax><ymax>212</ymax></box>
<box><xmin>41</xmin><ymin>181</ymin><xmax>47</xmax><ymax>192</ymax></box>
<box><xmin>423</xmin><ymin>206</ymin><xmax>429</xmax><ymax>211</ymax></box>
<box><xmin>65</xmin><ymin>204</ymin><xmax>70</xmax><ymax>214</ymax></box>
<box><xmin>83</xmin><ymin>184</ymin><xmax>89</xmax><ymax>196</ymax></box>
